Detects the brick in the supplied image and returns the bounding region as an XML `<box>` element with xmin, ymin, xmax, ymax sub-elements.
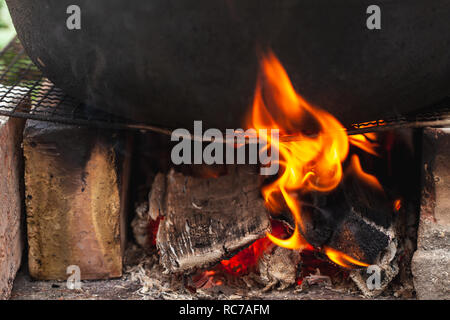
<box><xmin>23</xmin><ymin>121</ymin><xmax>131</xmax><ymax>280</ymax></box>
<box><xmin>411</xmin><ymin>128</ymin><xmax>450</xmax><ymax>299</ymax></box>
<box><xmin>0</xmin><ymin>115</ymin><xmax>25</xmax><ymax>299</ymax></box>
<box><xmin>412</xmin><ymin>250</ymin><xmax>450</xmax><ymax>299</ymax></box>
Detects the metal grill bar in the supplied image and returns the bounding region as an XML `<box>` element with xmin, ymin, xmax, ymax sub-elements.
<box><xmin>0</xmin><ymin>37</ymin><xmax>448</xmax><ymax>141</ymax></box>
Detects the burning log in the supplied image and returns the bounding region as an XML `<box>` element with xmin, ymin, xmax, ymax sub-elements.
<box><xmin>151</xmin><ymin>165</ymin><xmax>271</xmax><ymax>273</ymax></box>
<box><xmin>295</xmin><ymin>155</ymin><xmax>399</xmax><ymax>296</ymax></box>
<box><xmin>23</xmin><ymin>121</ymin><xmax>132</xmax><ymax>280</ymax></box>
<box><xmin>132</xmin><ymin>52</ymin><xmax>417</xmax><ymax>296</ymax></box>
<box><xmin>338</xmin><ymin>170</ymin><xmax>400</xmax><ymax>297</ymax></box>
<box><xmin>284</xmin><ymin>158</ymin><xmax>393</xmax><ymax>261</ymax></box>
<box><xmin>350</xmin><ymin>240</ymin><xmax>399</xmax><ymax>298</ymax></box>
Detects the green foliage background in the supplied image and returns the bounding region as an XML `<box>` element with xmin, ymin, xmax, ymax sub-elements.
<box><xmin>0</xmin><ymin>0</ymin><xmax>15</xmax><ymax>50</ymax></box>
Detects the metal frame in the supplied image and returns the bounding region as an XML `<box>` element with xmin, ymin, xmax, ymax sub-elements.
<box><xmin>0</xmin><ymin>38</ymin><xmax>449</xmax><ymax>141</ymax></box>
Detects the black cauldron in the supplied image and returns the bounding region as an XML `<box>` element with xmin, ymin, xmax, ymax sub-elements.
<box><xmin>6</xmin><ymin>0</ymin><xmax>450</xmax><ymax>129</ymax></box>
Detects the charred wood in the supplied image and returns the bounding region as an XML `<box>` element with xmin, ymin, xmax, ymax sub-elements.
<box><xmin>153</xmin><ymin>166</ymin><xmax>271</xmax><ymax>273</ymax></box>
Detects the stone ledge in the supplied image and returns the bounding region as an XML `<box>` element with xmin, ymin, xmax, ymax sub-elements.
<box><xmin>413</xmin><ymin>127</ymin><xmax>450</xmax><ymax>300</ymax></box>
<box><xmin>411</xmin><ymin>249</ymin><xmax>450</xmax><ymax>300</ymax></box>
<box><xmin>416</xmin><ymin>220</ymin><xmax>450</xmax><ymax>251</ymax></box>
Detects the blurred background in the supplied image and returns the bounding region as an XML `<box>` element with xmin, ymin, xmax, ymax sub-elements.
<box><xmin>0</xmin><ymin>0</ymin><xmax>15</xmax><ymax>49</ymax></box>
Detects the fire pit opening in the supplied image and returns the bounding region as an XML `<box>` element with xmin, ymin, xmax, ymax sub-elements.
<box><xmin>0</xmin><ymin>34</ymin><xmax>449</xmax><ymax>301</ymax></box>
<box><xmin>117</xmin><ymin>53</ymin><xmax>425</xmax><ymax>300</ymax></box>
<box><xmin>124</xmin><ymin>120</ymin><xmax>422</xmax><ymax>300</ymax></box>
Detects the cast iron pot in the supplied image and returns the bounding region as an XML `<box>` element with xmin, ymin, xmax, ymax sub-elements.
<box><xmin>6</xmin><ymin>0</ymin><xmax>450</xmax><ymax>130</ymax></box>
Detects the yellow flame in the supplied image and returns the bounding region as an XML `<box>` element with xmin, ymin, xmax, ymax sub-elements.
<box><xmin>349</xmin><ymin>133</ymin><xmax>380</xmax><ymax>157</ymax></box>
<box><xmin>347</xmin><ymin>154</ymin><xmax>384</xmax><ymax>192</ymax></box>
<box><xmin>324</xmin><ymin>246</ymin><xmax>370</xmax><ymax>268</ymax></box>
<box><xmin>246</xmin><ymin>50</ymin><xmax>373</xmax><ymax>268</ymax></box>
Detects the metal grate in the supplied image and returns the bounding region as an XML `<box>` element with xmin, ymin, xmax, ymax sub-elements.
<box><xmin>0</xmin><ymin>38</ymin><xmax>172</xmax><ymax>135</ymax></box>
<box><xmin>0</xmin><ymin>37</ymin><xmax>449</xmax><ymax>139</ymax></box>
<box><xmin>346</xmin><ymin>97</ymin><xmax>450</xmax><ymax>135</ymax></box>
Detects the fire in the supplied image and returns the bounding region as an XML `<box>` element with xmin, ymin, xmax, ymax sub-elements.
<box><xmin>346</xmin><ymin>154</ymin><xmax>383</xmax><ymax>192</ymax></box>
<box><xmin>394</xmin><ymin>199</ymin><xmax>402</xmax><ymax>212</ymax></box>
<box><xmin>220</xmin><ymin>220</ymin><xmax>287</xmax><ymax>275</ymax></box>
<box><xmin>246</xmin><ymin>50</ymin><xmax>381</xmax><ymax>268</ymax></box>
<box><xmin>348</xmin><ymin>133</ymin><xmax>379</xmax><ymax>157</ymax></box>
<box><xmin>193</xmin><ymin>220</ymin><xmax>290</xmax><ymax>288</ymax></box>
<box><xmin>323</xmin><ymin>246</ymin><xmax>369</xmax><ymax>268</ymax></box>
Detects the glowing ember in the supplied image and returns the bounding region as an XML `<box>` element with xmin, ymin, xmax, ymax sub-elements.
<box><xmin>148</xmin><ymin>216</ymin><xmax>162</xmax><ymax>247</ymax></box>
<box><xmin>246</xmin><ymin>50</ymin><xmax>383</xmax><ymax>268</ymax></box>
<box><xmin>220</xmin><ymin>220</ymin><xmax>287</xmax><ymax>276</ymax></box>
<box><xmin>298</xmin><ymin>249</ymin><xmax>348</xmax><ymax>283</ymax></box>
<box><xmin>394</xmin><ymin>199</ymin><xmax>402</xmax><ymax>212</ymax></box>
<box><xmin>191</xmin><ymin>220</ymin><xmax>290</xmax><ymax>289</ymax></box>
<box><xmin>348</xmin><ymin>133</ymin><xmax>380</xmax><ymax>157</ymax></box>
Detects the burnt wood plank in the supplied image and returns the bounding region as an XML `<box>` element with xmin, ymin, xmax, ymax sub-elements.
<box><xmin>0</xmin><ymin>115</ymin><xmax>25</xmax><ymax>299</ymax></box>
<box><xmin>155</xmin><ymin>166</ymin><xmax>271</xmax><ymax>273</ymax></box>
<box><xmin>23</xmin><ymin>121</ymin><xmax>131</xmax><ymax>280</ymax></box>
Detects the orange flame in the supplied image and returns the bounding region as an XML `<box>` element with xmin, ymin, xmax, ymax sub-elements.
<box><xmin>323</xmin><ymin>246</ymin><xmax>370</xmax><ymax>268</ymax></box>
<box><xmin>394</xmin><ymin>199</ymin><xmax>402</xmax><ymax>212</ymax></box>
<box><xmin>246</xmin><ymin>51</ymin><xmax>376</xmax><ymax>268</ymax></box>
<box><xmin>347</xmin><ymin>154</ymin><xmax>384</xmax><ymax>192</ymax></box>
<box><xmin>348</xmin><ymin>133</ymin><xmax>379</xmax><ymax>157</ymax></box>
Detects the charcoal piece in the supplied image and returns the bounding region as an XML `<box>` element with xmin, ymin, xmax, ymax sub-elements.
<box><xmin>327</xmin><ymin>213</ymin><xmax>391</xmax><ymax>265</ymax></box>
<box><xmin>298</xmin><ymin>165</ymin><xmax>395</xmax><ymax>265</ymax></box>
<box><xmin>350</xmin><ymin>237</ymin><xmax>399</xmax><ymax>298</ymax></box>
